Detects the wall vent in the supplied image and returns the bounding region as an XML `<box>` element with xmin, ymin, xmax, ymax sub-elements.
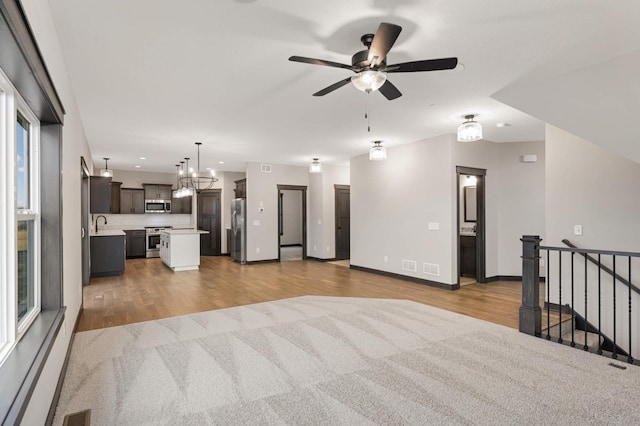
<box><xmin>401</xmin><ymin>259</ymin><xmax>417</xmax><ymax>272</ymax></box>
<box><xmin>261</xmin><ymin>164</ymin><xmax>272</xmax><ymax>173</ymax></box>
<box><xmin>423</xmin><ymin>263</ymin><xmax>440</xmax><ymax>276</ymax></box>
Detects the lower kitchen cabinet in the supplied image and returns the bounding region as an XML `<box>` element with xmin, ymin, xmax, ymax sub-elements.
<box><xmin>160</xmin><ymin>229</ymin><xmax>207</xmax><ymax>271</ymax></box>
<box><xmin>90</xmin><ymin>234</ymin><xmax>125</xmax><ymax>277</ymax></box>
<box><xmin>125</xmin><ymin>229</ymin><xmax>146</xmax><ymax>258</ymax></box>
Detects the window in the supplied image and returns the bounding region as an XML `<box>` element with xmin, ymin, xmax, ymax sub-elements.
<box><xmin>0</xmin><ymin>67</ymin><xmax>41</xmax><ymax>366</ymax></box>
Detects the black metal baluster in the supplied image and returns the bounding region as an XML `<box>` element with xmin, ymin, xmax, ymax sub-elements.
<box><xmin>584</xmin><ymin>253</ymin><xmax>588</xmax><ymax>351</ymax></box>
<box><xmin>628</xmin><ymin>257</ymin><xmax>633</xmax><ymax>364</ymax></box>
<box><xmin>558</xmin><ymin>251</ymin><xmax>563</xmax><ymax>344</ymax></box>
<box><xmin>546</xmin><ymin>250</ymin><xmax>551</xmax><ymax>340</ymax></box>
<box><xmin>598</xmin><ymin>254</ymin><xmax>602</xmax><ymax>355</ymax></box>
<box><xmin>570</xmin><ymin>252</ymin><xmax>575</xmax><ymax>347</ymax></box>
<box><xmin>612</xmin><ymin>255</ymin><xmax>617</xmax><ymax>360</ymax></box>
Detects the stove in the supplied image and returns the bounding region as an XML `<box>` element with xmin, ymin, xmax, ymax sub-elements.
<box><xmin>145</xmin><ymin>226</ymin><xmax>172</xmax><ymax>258</ymax></box>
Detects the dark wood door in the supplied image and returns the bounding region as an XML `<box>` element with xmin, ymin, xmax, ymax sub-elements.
<box><xmin>335</xmin><ymin>185</ymin><xmax>350</xmax><ymax>260</ymax></box>
<box><xmin>198</xmin><ymin>190</ymin><xmax>221</xmax><ymax>256</ymax></box>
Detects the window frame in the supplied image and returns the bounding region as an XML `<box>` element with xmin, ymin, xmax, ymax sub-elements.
<box><xmin>0</xmin><ymin>66</ymin><xmax>42</xmax><ymax>365</ymax></box>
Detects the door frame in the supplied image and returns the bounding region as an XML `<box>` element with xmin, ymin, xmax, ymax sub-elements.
<box><xmin>81</xmin><ymin>157</ymin><xmax>90</xmax><ymax>286</ymax></box>
<box><xmin>456</xmin><ymin>166</ymin><xmax>486</xmax><ymax>284</ymax></box>
<box><xmin>334</xmin><ymin>184</ymin><xmax>350</xmax><ymax>260</ymax></box>
<box><xmin>277</xmin><ymin>185</ymin><xmax>307</xmax><ymax>261</ymax></box>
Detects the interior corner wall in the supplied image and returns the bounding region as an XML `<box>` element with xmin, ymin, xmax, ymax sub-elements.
<box><xmin>546</xmin><ymin>124</ymin><xmax>640</xmax><ymax>251</ymax></box>
<box><xmin>313</xmin><ymin>164</ymin><xmax>350</xmax><ymax>259</ymax></box>
<box><xmin>308</xmin><ymin>172</ymin><xmax>324</xmax><ymax>257</ymax></box>
<box><xmin>245</xmin><ymin>162</ymin><xmax>308</xmax><ymax>262</ymax></box>
<box><xmin>350</xmin><ymin>134</ymin><xmax>456</xmax><ymax>285</ymax></box>
<box><xmin>19</xmin><ymin>0</ymin><xmax>93</xmax><ymax>424</ymax></box>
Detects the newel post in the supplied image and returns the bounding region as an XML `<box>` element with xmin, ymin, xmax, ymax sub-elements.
<box><xmin>519</xmin><ymin>235</ymin><xmax>541</xmax><ymax>336</ymax></box>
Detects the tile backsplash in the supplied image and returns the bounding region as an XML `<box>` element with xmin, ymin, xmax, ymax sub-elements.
<box><xmin>92</xmin><ymin>213</ymin><xmax>194</xmax><ymax>231</ymax></box>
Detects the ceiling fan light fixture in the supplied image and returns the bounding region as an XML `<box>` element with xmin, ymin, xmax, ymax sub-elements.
<box><xmin>309</xmin><ymin>158</ymin><xmax>322</xmax><ymax>174</ymax></box>
<box><xmin>100</xmin><ymin>157</ymin><xmax>113</xmax><ymax>177</ymax></box>
<box><xmin>457</xmin><ymin>114</ymin><xmax>483</xmax><ymax>142</ymax></box>
<box><xmin>369</xmin><ymin>141</ymin><xmax>387</xmax><ymax>161</ymax></box>
<box><xmin>351</xmin><ymin>70</ymin><xmax>387</xmax><ymax>93</ymax></box>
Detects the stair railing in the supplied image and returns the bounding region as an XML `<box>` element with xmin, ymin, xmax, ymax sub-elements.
<box><xmin>519</xmin><ymin>235</ymin><xmax>639</xmax><ymax>365</ymax></box>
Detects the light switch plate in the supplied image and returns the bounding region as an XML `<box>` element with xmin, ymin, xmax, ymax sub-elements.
<box><xmin>253</xmin><ymin>220</ymin><xmax>260</xmax><ymax>226</ymax></box>
<box><xmin>428</xmin><ymin>222</ymin><xmax>440</xmax><ymax>231</ymax></box>
<box><xmin>574</xmin><ymin>225</ymin><xmax>583</xmax><ymax>236</ymax></box>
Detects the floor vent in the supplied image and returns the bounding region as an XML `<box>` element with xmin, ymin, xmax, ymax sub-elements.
<box><xmin>401</xmin><ymin>259</ymin><xmax>417</xmax><ymax>272</ymax></box>
<box><xmin>261</xmin><ymin>164</ymin><xmax>272</xmax><ymax>173</ymax></box>
<box><xmin>63</xmin><ymin>409</ymin><xmax>91</xmax><ymax>426</ymax></box>
<box><xmin>423</xmin><ymin>263</ymin><xmax>440</xmax><ymax>276</ymax></box>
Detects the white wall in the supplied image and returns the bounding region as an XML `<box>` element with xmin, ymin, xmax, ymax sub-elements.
<box><xmin>351</xmin><ymin>134</ymin><xmax>545</xmax><ymax>286</ymax></box>
<box><xmin>19</xmin><ymin>1</ymin><xmax>93</xmax><ymax>424</ymax></box>
<box><xmin>280</xmin><ymin>190</ymin><xmax>303</xmax><ymax>245</ymax></box>
<box><xmin>546</xmin><ymin>125</ymin><xmax>640</xmax><ymax>355</ymax></box>
<box><xmin>245</xmin><ymin>162</ymin><xmax>308</xmax><ymax>261</ymax></box>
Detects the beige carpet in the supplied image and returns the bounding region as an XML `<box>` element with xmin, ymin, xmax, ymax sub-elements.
<box><xmin>54</xmin><ymin>296</ymin><xmax>640</xmax><ymax>425</ymax></box>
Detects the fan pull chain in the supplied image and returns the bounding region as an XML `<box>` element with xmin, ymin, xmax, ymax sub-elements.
<box><xmin>365</xmin><ymin>92</ymin><xmax>371</xmax><ymax>132</ymax></box>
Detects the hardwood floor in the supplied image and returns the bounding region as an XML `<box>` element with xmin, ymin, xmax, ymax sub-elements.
<box><xmin>78</xmin><ymin>256</ymin><xmax>547</xmax><ymax>332</ymax></box>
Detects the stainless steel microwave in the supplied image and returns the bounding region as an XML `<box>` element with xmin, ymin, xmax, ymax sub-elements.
<box><xmin>145</xmin><ymin>199</ymin><xmax>171</xmax><ymax>213</ymax></box>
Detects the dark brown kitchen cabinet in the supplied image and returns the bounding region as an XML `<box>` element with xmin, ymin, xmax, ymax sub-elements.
<box><xmin>90</xmin><ymin>235</ymin><xmax>125</xmax><ymax>277</ymax></box>
<box><xmin>171</xmin><ymin>195</ymin><xmax>192</xmax><ymax>214</ymax></box>
<box><xmin>90</xmin><ymin>176</ymin><xmax>112</xmax><ymax>213</ymax></box>
<box><xmin>143</xmin><ymin>184</ymin><xmax>172</xmax><ymax>200</ymax></box>
<box><xmin>234</xmin><ymin>178</ymin><xmax>246</xmax><ymax>199</ymax></box>
<box><xmin>120</xmin><ymin>188</ymin><xmax>145</xmax><ymax>214</ymax></box>
<box><xmin>460</xmin><ymin>235</ymin><xmax>476</xmax><ymax>277</ymax></box>
<box><xmin>110</xmin><ymin>181</ymin><xmax>122</xmax><ymax>214</ymax></box>
<box><xmin>125</xmin><ymin>229</ymin><xmax>146</xmax><ymax>258</ymax></box>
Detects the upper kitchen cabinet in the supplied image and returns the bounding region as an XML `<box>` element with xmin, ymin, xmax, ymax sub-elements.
<box><xmin>143</xmin><ymin>184</ymin><xmax>172</xmax><ymax>200</ymax></box>
<box><xmin>110</xmin><ymin>181</ymin><xmax>121</xmax><ymax>214</ymax></box>
<box><xmin>171</xmin><ymin>195</ymin><xmax>192</xmax><ymax>214</ymax></box>
<box><xmin>90</xmin><ymin>176</ymin><xmax>111</xmax><ymax>213</ymax></box>
<box><xmin>234</xmin><ymin>178</ymin><xmax>246</xmax><ymax>199</ymax></box>
<box><xmin>120</xmin><ymin>188</ymin><xmax>145</xmax><ymax>214</ymax></box>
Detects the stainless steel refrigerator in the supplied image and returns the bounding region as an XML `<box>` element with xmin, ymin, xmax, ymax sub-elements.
<box><xmin>230</xmin><ymin>198</ymin><xmax>246</xmax><ymax>264</ymax></box>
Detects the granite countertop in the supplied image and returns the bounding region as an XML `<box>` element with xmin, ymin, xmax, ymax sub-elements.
<box><xmin>90</xmin><ymin>230</ymin><xmax>126</xmax><ymax>237</ymax></box>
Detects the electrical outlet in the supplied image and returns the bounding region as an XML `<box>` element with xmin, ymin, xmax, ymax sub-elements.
<box><xmin>384</xmin><ymin>256</ymin><xmax>388</xmax><ymax>262</ymax></box>
<box><xmin>256</xmin><ymin>248</ymin><xmax>260</xmax><ymax>253</ymax></box>
<box><xmin>314</xmin><ymin>245</ymin><xmax>317</xmax><ymax>250</ymax></box>
<box><xmin>574</xmin><ymin>225</ymin><xmax>583</xmax><ymax>236</ymax></box>
<box><xmin>326</xmin><ymin>246</ymin><xmax>330</xmax><ymax>252</ymax></box>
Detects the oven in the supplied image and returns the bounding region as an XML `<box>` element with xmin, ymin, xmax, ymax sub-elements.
<box><xmin>145</xmin><ymin>200</ymin><xmax>171</xmax><ymax>213</ymax></box>
<box><xmin>146</xmin><ymin>226</ymin><xmax>172</xmax><ymax>258</ymax></box>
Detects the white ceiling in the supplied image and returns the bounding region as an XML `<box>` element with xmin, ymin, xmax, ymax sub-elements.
<box><xmin>48</xmin><ymin>0</ymin><xmax>640</xmax><ymax>173</ymax></box>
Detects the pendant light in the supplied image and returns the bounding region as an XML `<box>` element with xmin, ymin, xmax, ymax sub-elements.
<box><xmin>177</xmin><ymin>142</ymin><xmax>217</xmax><ymax>195</ymax></box>
<box><xmin>457</xmin><ymin>114</ymin><xmax>483</xmax><ymax>142</ymax></box>
<box><xmin>100</xmin><ymin>157</ymin><xmax>113</xmax><ymax>177</ymax></box>
<box><xmin>369</xmin><ymin>141</ymin><xmax>387</xmax><ymax>161</ymax></box>
<box><xmin>309</xmin><ymin>158</ymin><xmax>322</xmax><ymax>174</ymax></box>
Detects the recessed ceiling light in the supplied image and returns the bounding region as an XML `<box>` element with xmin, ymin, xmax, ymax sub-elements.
<box><xmin>139</xmin><ymin>157</ymin><xmax>146</xmax><ymax>160</ymax></box>
<box><xmin>496</xmin><ymin>122</ymin><xmax>511</xmax><ymax>128</ymax></box>
<box><xmin>135</xmin><ymin>165</ymin><xmax>141</xmax><ymax>168</ymax></box>
<box><xmin>219</xmin><ymin>161</ymin><xmax>225</xmax><ymax>164</ymax></box>
<box><xmin>206</xmin><ymin>167</ymin><xmax>211</xmax><ymax>170</ymax></box>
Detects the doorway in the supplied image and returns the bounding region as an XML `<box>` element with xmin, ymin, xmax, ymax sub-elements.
<box><xmin>81</xmin><ymin>157</ymin><xmax>90</xmax><ymax>286</ymax></box>
<box><xmin>197</xmin><ymin>189</ymin><xmax>221</xmax><ymax>256</ymax></box>
<box><xmin>334</xmin><ymin>185</ymin><xmax>350</xmax><ymax>261</ymax></box>
<box><xmin>456</xmin><ymin>166</ymin><xmax>486</xmax><ymax>285</ymax></box>
<box><xmin>277</xmin><ymin>185</ymin><xmax>307</xmax><ymax>262</ymax></box>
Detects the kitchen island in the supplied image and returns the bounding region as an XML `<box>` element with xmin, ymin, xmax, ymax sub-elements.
<box><xmin>160</xmin><ymin>229</ymin><xmax>209</xmax><ymax>271</ymax></box>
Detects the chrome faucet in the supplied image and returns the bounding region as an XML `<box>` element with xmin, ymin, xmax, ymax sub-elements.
<box><xmin>95</xmin><ymin>215</ymin><xmax>107</xmax><ymax>233</ymax></box>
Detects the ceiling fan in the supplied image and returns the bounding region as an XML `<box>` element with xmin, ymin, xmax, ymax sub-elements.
<box><xmin>289</xmin><ymin>22</ymin><xmax>458</xmax><ymax>100</ymax></box>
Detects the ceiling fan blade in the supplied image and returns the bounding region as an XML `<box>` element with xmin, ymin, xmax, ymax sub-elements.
<box><xmin>289</xmin><ymin>56</ymin><xmax>354</xmax><ymax>71</ymax></box>
<box><xmin>378</xmin><ymin>80</ymin><xmax>402</xmax><ymax>100</ymax></box>
<box><xmin>313</xmin><ymin>77</ymin><xmax>352</xmax><ymax>96</ymax></box>
<box><xmin>384</xmin><ymin>57</ymin><xmax>458</xmax><ymax>73</ymax></box>
<box><xmin>368</xmin><ymin>22</ymin><xmax>402</xmax><ymax>67</ymax></box>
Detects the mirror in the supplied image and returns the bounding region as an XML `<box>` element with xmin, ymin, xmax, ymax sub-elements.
<box><xmin>464</xmin><ymin>186</ymin><xmax>477</xmax><ymax>222</ymax></box>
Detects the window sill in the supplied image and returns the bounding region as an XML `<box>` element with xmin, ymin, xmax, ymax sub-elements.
<box><xmin>0</xmin><ymin>307</ymin><xmax>65</xmax><ymax>425</ymax></box>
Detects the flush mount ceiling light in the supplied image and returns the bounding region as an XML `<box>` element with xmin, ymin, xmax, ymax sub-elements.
<box><xmin>100</xmin><ymin>157</ymin><xmax>113</xmax><ymax>177</ymax></box>
<box><xmin>309</xmin><ymin>158</ymin><xmax>322</xmax><ymax>174</ymax></box>
<box><xmin>174</xmin><ymin>142</ymin><xmax>218</xmax><ymax>198</ymax></box>
<box><xmin>351</xmin><ymin>70</ymin><xmax>387</xmax><ymax>93</ymax></box>
<box><xmin>369</xmin><ymin>141</ymin><xmax>387</xmax><ymax>161</ymax></box>
<box><xmin>457</xmin><ymin>114</ymin><xmax>483</xmax><ymax>142</ymax></box>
